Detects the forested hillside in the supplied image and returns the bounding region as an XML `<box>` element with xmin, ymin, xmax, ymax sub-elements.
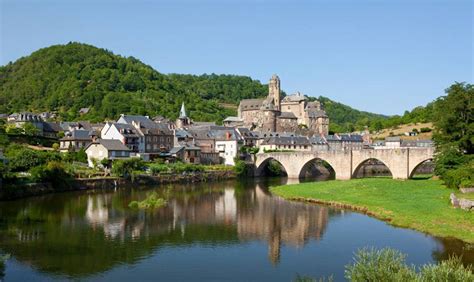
<box><xmin>0</xmin><ymin>42</ymin><xmax>432</xmax><ymax>130</ymax></box>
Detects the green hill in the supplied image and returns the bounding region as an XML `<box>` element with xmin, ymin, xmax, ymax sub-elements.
<box><xmin>0</xmin><ymin>42</ymin><xmax>414</xmax><ymax>129</ymax></box>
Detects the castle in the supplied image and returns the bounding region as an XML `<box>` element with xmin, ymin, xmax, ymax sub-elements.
<box><xmin>237</xmin><ymin>75</ymin><xmax>329</xmax><ymax>135</ymax></box>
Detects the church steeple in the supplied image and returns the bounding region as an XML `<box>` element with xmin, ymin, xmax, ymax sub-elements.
<box><xmin>179</xmin><ymin>102</ymin><xmax>187</xmax><ymax>118</ymax></box>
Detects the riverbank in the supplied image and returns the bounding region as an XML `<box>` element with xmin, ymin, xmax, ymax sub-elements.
<box><xmin>0</xmin><ymin>170</ymin><xmax>235</xmax><ymax>200</ymax></box>
<box><xmin>270</xmin><ymin>178</ymin><xmax>474</xmax><ymax>243</ymax></box>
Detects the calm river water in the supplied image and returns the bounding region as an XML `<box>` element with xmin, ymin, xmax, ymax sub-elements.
<box><xmin>0</xmin><ymin>178</ymin><xmax>472</xmax><ymax>281</ymax></box>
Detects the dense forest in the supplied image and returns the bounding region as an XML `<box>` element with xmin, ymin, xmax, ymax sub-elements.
<box><xmin>0</xmin><ymin>42</ymin><xmax>433</xmax><ymax>131</ymax></box>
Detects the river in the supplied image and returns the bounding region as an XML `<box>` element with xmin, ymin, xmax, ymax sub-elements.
<box><xmin>0</xmin><ymin>178</ymin><xmax>472</xmax><ymax>281</ymax></box>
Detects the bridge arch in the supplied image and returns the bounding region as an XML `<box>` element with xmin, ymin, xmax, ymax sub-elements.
<box><xmin>255</xmin><ymin>157</ymin><xmax>288</xmax><ymax>177</ymax></box>
<box><xmin>299</xmin><ymin>157</ymin><xmax>337</xmax><ymax>180</ymax></box>
<box><xmin>409</xmin><ymin>158</ymin><xmax>434</xmax><ymax>178</ymax></box>
<box><xmin>352</xmin><ymin>158</ymin><xmax>393</xmax><ymax>179</ymax></box>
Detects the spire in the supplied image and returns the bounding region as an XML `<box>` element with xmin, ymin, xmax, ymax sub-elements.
<box><xmin>179</xmin><ymin>102</ymin><xmax>187</xmax><ymax>118</ymax></box>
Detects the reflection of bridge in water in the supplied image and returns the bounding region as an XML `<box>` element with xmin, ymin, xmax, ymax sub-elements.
<box><xmin>255</xmin><ymin>148</ymin><xmax>434</xmax><ymax>179</ymax></box>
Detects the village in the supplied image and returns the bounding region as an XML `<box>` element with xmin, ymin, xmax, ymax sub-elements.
<box><xmin>1</xmin><ymin>75</ymin><xmax>433</xmax><ymax>169</ymax></box>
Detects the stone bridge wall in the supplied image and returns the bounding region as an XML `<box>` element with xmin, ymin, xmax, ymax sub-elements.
<box><xmin>255</xmin><ymin>147</ymin><xmax>434</xmax><ymax>180</ymax></box>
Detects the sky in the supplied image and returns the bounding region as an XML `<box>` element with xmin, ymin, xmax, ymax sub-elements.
<box><xmin>1</xmin><ymin>0</ymin><xmax>473</xmax><ymax>115</ymax></box>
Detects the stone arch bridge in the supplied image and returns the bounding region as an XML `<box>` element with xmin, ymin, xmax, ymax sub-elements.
<box><xmin>254</xmin><ymin>148</ymin><xmax>434</xmax><ymax>180</ymax></box>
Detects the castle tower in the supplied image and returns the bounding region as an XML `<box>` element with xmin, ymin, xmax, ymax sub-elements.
<box><xmin>269</xmin><ymin>74</ymin><xmax>281</xmax><ymax>111</ymax></box>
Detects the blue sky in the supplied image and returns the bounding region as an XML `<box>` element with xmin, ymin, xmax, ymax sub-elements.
<box><xmin>1</xmin><ymin>0</ymin><xmax>472</xmax><ymax>115</ymax></box>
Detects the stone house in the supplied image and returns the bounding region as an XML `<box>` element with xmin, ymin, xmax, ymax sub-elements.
<box><xmin>59</xmin><ymin>129</ymin><xmax>94</xmax><ymax>152</ymax></box>
<box><xmin>237</xmin><ymin>75</ymin><xmax>329</xmax><ymax>135</ymax></box>
<box><xmin>85</xmin><ymin>139</ymin><xmax>131</xmax><ymax>167</ymax></box>
<box><xmin>169</xmin><ymin>143</ymin><xmax>201</xmax><ymax>164</ymax></box>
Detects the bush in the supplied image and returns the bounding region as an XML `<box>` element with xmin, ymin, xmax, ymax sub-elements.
<box><xmin>345</xmin><ymin>248</ymin><xmax>417</xmax><ymax>281</ymax></box>
<box><xmin>442</xmin><ymin>161</ymin><xmax>474</xmax><ymax>188</ymax></box>
<box><xmin>111</xmin><ymin>158</ymin><xmax>145</xmax><ymax>178</ymax></box>
<box><xmin>234</xmin><ymin>160</ymin><xmax>247</xmax><ymax>176</ymax></box>
<box><xmin>29</xmin><ymin>161</ymin><xmax>73</xmax><ymax>189</ymax></box>
<box><xmin>345</xmin><ymin>248</ymin><xmax>473</xmax><ymax>282</ymax></box>
<box><xmin>5</xmin><ymin>145</ymin><xmax>61</xmax><ymax>172</ymax></box>
<box><xmin>62</xmin><ymin>149</ymin><xmax>87</xmax><ymax>163</ymax></box>
<box><xmin>420</xmin><ymin>127</ymin><xmax>432</xmax><ymax>133</ymax></box>
<box><xmin>129</xmin><ymin>192</ymin><xmax>167</xmax><ymax>209</ymax></box>
<box><xmin>0</xmin><ymin>254</ymin><xmax>10</xmax><ymax>280</ymax></box>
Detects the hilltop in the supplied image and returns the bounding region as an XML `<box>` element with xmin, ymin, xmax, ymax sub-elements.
<box><xmin>0</xmin><ymin>42</ymin><xmax>430</xmax><ymax>130</ymax></box>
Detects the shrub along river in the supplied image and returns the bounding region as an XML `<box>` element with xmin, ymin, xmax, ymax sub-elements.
<box><xmin>0</xmin><ymin>178</ymin><xmax>472</xmax><ymax>281</ymax></box>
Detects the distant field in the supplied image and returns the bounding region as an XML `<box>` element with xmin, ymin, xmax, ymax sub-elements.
<box><xmin>373</xmin><ymin>122</ymin><xmax>433</xmax><ymax>140</ymax></box>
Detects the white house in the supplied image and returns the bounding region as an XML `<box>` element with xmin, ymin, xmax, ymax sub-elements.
<box><xmin>85</xmin><ymin>139</ymin><xmax>131</xmax><ymax>167</ymax></box>
<box><xmin>210</xmin><ymin>128</ymin><xmax>243</xmax><ymax>166</ymax></box>
<box><xmin>101</xmin><ymin>122</ymin><xmax>141</xmax><ymax>152</ymax></box>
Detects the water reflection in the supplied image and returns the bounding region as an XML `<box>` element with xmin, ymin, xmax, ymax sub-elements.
<box><xmin>0</xmin><ymin>178</ymin><xmax>472</xmax><ymax>280</ymax></box>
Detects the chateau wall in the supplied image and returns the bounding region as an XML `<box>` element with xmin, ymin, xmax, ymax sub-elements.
<box><xmin>276</xmin><ymin>118</ymin><xmax>298</xmax><ymax>132</ymax></box>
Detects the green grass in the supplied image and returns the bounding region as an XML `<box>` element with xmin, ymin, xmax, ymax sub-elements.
<box><xmin>271</xmin><ymin>178</ymin><xmax>474</xmax><ymax>243</ymax></box>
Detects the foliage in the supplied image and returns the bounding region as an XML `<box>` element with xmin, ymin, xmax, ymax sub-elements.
<box><xmin>0</xmin><ymin>254</ymin><xmax>9</xmax><ymax>280</ymax></box>
<box><xmin>0</xmin><ymin>42</ymin><xmax>261</xmax><ymax>123</ymax></box>
<box><xmin>29</xmin><ymin>161</ymin><xmax>73</xmax><ymax>188</ymax></box>
<box><xmin>261</xmin><ymin>159</ymin><xmax>287</xmax><ymax>176</ymax></box>
<box><xmin>442</xmin><ymin>159</ymin><xmax>474</xmax><ymax>188</ymax></box>
<box><xmin>433</xmin><ymin>82</ymin><xmax>473</xmax><ymax>155</ymax></box>
<box><xmin>345</xmin><ymin>248</ymin><xmax>416</xmax><ymax>281</ymax></box>
<box><xmin>233</xmin><ymin>160</ymin><xmax>248</xmax><ymax>176</ymax></box>
<box><xmin>62</xmin><ymin>148</ymin><xmax>88</xmax><ymax>163</ymax></box>
<box><xmin>420</xmin><ymin>127</ymin><xmax>432</xmax><ymax>133</ymax></box>
<box><xmin>22</xmin><ymin>122</ymin><xmax>40</xmax><ymax>136</ymax></box>
<box><xmin>129</xmin><ymin>192</ymin><xmax>167</xmax><ymax>209</ymax></box>
<box><xmin>240</xmin><ymin>146</ymin><xmax>260</xmax><ymax>155</ymax></box>
<box><xmin>0</xmin><ymin>42</ymin><xmax>401</xmax><ymax>129</ymax></box>
<box><xmin>4</xmin><ymin>144</ymin><xmax>61</xmax><ymax>172</ymax></box>
<box><xmin>271</xmin><ymin>178</ymin><xmax>474</xmax><ymax>243</ymax></box>
<box><xmin>419</xmin><ymin>256</ymin><xmax>474</xmax><ymax>281</ymax></box>
<box><xmin>111</xmin><ymin>158</ymin><xmax>145</xmax><ymax>178</ymax></box>
<box><xmin>147</xmin><ymin>162</ymin><xmax>232</xmax><ymax>176</ymax></box>
<box><xmin>432</xmin><ymin>82</ymin><xmax>473</xmax><ymax>188</ymax></box>
<box><xmin>345</xmin><ymin>248</ymin><xmax>472</xmax><ymax>282</ymax></box>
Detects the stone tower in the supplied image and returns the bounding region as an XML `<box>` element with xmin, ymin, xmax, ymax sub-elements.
<box><xmin>269</xmin><ymin>74</ymin><xmax>281</xmax><ymax>111</ymax></box>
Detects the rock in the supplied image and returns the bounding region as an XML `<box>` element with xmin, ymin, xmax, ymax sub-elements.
<box><xmin>450</xmin><ymin>193</ymin><xmax>460</xmax><ymax>208</ymax></box>
<box><xmin>460</xmin><ymin>187</ymin><xmax>474</xmax><ymax>194</ymax></box>
<box><xmin>450</xmin><ymin>193</ymin><xmax>474</xmax><ymax>211</ymax></box>
<box><xmin>459</xmin><ymin>198</ymin><xmax>474</xmax><ymax>211</ymax></box>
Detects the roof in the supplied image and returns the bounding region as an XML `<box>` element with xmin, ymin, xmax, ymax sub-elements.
<box><xmin>61</xmin><ymin>129</ymin><xmax>92</xmax><ymax>141</ymax></box>
<box><xmin>281</xmin><ymin>92</ymin><xmax>307</xmax><ymax>103</ymax></box>
<box><xmin>118</xmin><ymin>115</ymin><xmax>158</xmax><ymax>129</ymax></box>
<box><xmin>88</xmin><ymin>139</ymin><xmax>131</xmax><ymax>151</ymax></box>
<box><xmin>169</xmin><ymin>146</ymin><xmax>184</xmax><ymax>154</ymax></box>
<box><xmin>278</xmin><ymin>112</ymin><xmax>297</xmax><ymax>119</ymax></box>
<box><xmin>175</xmin><ymin>129</ymin><xmax>193</xmax><ymax>138</ymax></box>
<box><xmin>261</xmin><ymin>136</ymin><xmax>310</xmax><ymax>146</ymax></box>
<box><xmin>310</xmin><ymin>135</ymin><xmax>327</xmax><ymax>144</ymax></box>
<box><xmin>43</xmin><ymin>122</ymin><xmax>62</xmax><ymax>133</ymax></box>
<box><xmin>79</xmin><ymin>108</ymin><xmax>90</xmax><ymax>114</ymax></box>
<box><xmin>239</xmin><ymin>99</ymin><xmax>264</xmax><ymax>111</ymax></box>
<box><xmin>386</xmin><ymin>136</ymin><xmax>401</xmax><ymax>142</ymax></box>
<box><xmin>223</xmin><ymin>116</ymin><xmax>243</xmax><ymax>122</ymax></box>
<box><xmin>237</xmin><ymin>128</ymin><xmax>260</xmax><ymax>139</ymax></box>
<box><xmin>339</xmin><ymin>134</ymin><xmax>364</xmax><ymax>142</ymax></box>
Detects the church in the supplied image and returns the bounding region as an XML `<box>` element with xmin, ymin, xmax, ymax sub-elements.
<box><xmin>237</xmin><ymin>75</ymin><xmax>329</xmax><ymax>135</ymax></box>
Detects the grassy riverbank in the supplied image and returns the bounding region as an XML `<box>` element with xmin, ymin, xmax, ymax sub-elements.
<box><xmin>271</xmin><ymin>178</ymin><xmax>474</xmax><ymax>243</ymax></box>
